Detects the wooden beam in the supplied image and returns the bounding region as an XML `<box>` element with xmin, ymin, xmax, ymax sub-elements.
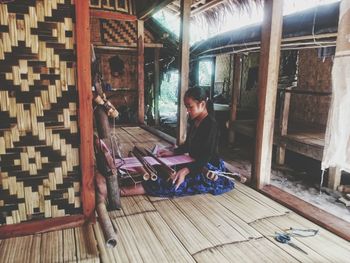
<box><xmin>90</xmin><ymin>9</ymin><xmax>137</xmax><ymax>21</ymax></box>
<box><xmin>228</xmin><ymin>54</ymin><xmax>242</xmax><ymax>145</ymax></box>
<box><xmin>252</xmin><ymin>0</ymin><xmax>283</xmax><ymax>189</ymax></box>
<box><xmin>177</xmin><ymin>0</ymin><xmax>191</xmax><ymax>145</ymax></box>
<box><xmin>137</xmin><ymin>20</ymin><xmax>145</xmax><ymax>124</ymax></box>
<box><xmin>75</xmin><ymin>0</ymin><xmax>95</xmax><ymax>220</ymax></box>
<box><xmin>0</xmin><ymin>215</ymin><xmax>85</xmax><ymax>239</ymax></box>
<box><xmin>274</xmin><ymin>135</ymin><xmax>323</xmax><ymax>161</ymax></box>
<box><xmin>261</xmin><ymin>185</ymin><xmax>350</xmax><ymax>241</ymax></box>
<box><xmin>94</xmin><ymin>43</ymin><xmax>163</xmax><ymax>51</ymax></box>
<box><xmin>276</xmin><ymin>87</ymin><xmax>292</xmax><ymax>165</ymax></box>
<box><xmin>154</xmin><ymin>48</ymin><xmax>160</xmax><ymax>126</ymax></box>
<box><xmin>138</xmin><ymin>0</ymin><xmax>175</xmax><ymax>20</ymax></box>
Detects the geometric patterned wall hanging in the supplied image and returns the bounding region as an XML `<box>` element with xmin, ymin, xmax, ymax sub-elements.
<box><xmin>101</xmin><ymin>19</ymin><xmax>155</xmax><ymax>46</ymax></box>
<box><xmin>0</xmin><ymin>0</ymin><xmax>82</xmax><ymax>225</ymax></box>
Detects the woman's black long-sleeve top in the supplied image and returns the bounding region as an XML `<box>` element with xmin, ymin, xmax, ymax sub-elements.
<box><xmin>174</xmin><ymin>115</ymin><xmax>220</xmax><ymax>174</ymax></box>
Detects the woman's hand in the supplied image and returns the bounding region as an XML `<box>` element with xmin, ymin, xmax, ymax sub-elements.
<box><xmin>157</xmin><ymin>148</ymin><xmax>174</xmax><ymax>157</ymax></box>
<box><xmin>170</xmin><ymin>167</ymin><xmax>190</xmax><ymax>190</ymax></box>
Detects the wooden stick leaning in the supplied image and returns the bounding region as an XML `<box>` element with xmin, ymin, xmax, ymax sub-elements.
<box><xmin>95</xmin><ymin>170</ymin><xmax>118</xmax><ymax>248</ymax></box>
<box><xmin>94</xmin><ymin>135</ymin><xmax>121</xmax><ymax>210</ymax></box>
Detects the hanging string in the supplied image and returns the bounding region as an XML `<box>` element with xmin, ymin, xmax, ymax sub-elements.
<box><xmin>319</xmin><ymin>169</ymin><xmax>325</xmax><ymax>194</ymax></box>
<box><xmin>311</xmin><ymin>5</ymin><xmax>322</xmax><ymax>48</ymax></box>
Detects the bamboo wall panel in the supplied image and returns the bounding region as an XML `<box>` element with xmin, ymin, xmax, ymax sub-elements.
<box><xmin>239</xmin><ymin>52</ymin><xmax>259</xmax><ymax>111</ymax></box>
<box><xmin>100</xmin><ymin>19</ymin><xmax>155</xmax><ymax>46</ymax></box>
<box><xmin>0</xmin><ymin>1</ymin><xmax>81</xmax><ymax>225</ymax></box>
<box><xmin>289</xmin><ymin>49</ymin><xmax>332</xmax><ymax>126</ymax></box>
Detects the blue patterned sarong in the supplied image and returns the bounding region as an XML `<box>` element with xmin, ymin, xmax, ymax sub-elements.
<box><xmin>142</xmin><ymin>159</ymin><xmax>234</xmax><ymax>197</ymax></box>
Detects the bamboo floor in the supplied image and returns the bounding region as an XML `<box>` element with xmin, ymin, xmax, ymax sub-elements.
<box><xmin>1</xmin><ymin>127</ymin><xmax>349</xmax><ymax>263</ymax></box>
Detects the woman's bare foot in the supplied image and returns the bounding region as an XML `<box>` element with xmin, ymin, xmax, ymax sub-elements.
<box><xmin>120</xmin><ymin>184</ymin><xmax>146</xmax><ymax>196</ymax></box>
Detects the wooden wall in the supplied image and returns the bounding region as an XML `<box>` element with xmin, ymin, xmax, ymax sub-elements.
<box><xmin>0</xmin><ymin>1</ymin><xmax>81</xmax><ymax>225</ymax></box>
<box><xmin>289</xmin><ymin>49</ymin><xmax>332</xmax><ymax>127</ymax></box>
<box><xmin>90</xmin><ymin>4</ymin><xmax>157</xmax><ymax>123</ymax></box>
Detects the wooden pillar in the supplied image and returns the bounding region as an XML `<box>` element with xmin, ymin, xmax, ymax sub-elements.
<box><xmin>177</xmin><ymin>0</ymin><xmax>191</xmax><ymax>145</ymax></box>
<box><xmin>276</xmin><ymin>87</ymin><xmax>292</xmax><ymax>165</ymax></box>
<box><xmin>154</xmin><ymin>48</ymin><xmax>160</xmax><ymax>126</ymax></box>
<box><xmin>137</xmin><ymin>20</ymin><xmax>145</xmax><ymax>124</ymax></box>
<box><xmin>252</xmin><ymin>0</ymin><xmax>283</xmax><ymax>189</ymax></box>
<box><xmin>228</xmin><ymin>54</ymin><xmax>242</xmax><ymax>145</ymax></box>
<box><xmin>75</xmin><ymin>0</ymin><xmax>95</xmax><ymax>219</ymax></box>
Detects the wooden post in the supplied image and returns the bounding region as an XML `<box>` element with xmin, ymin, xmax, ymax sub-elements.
<box><xmin>276</xmin><ymin>87</ymin><xmax>292</xmax><ymax>165</ymax></box>
<box><xmin>75</xmin><ymin>0</ymin><xmax>95</xmax><ymax>220</ymax></box>
<box><xmin>154</xmin><ymin>48</ymin><xmax>160</xmax><ymax>126</ymax></box>
<box><xmin>137</xmin><ymin>20</ymin><xmax>145</xmax><ymax>124</ymax></box>
<box><xmin>228</xmin><ymin>54</ymin><xmax>242</xmax><ymax>145</ymax></box>
<box><xmin>252</xmin><ymin>0</ymin><xmax>283</xmax><ymax>189</ymax></box>
<box><xmin>328</xmin><ymin>167</ymin><xmax>342</xmax><ymax>190</ymax></box>
<box><xmin>177</xmin><ymin>0</ymin><xmax>191</xmax><ymax>145</ymax></box>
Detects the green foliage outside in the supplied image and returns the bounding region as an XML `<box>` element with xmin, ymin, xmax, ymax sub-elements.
<box><xmin>198</xmin><ymin>60</ymin><xmax>213</xmax><ymax>86</ymax></box>
<box><xmin>159</xmin><ymin>71</ymin><xmax>179</xmax><ymax>117</ymax></box>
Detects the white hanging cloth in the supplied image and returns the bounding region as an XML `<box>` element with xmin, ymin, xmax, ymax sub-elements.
<box><xmin>322</xmin><ymin>0</ymin><xmax>350</xmax><ymax>172</ymax></box>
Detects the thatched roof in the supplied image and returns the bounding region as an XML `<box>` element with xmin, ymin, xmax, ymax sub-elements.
<box><xmin>165</xmin><ymin>0</ymin><xmax>262</xmax><ymax>16</ymax></box>
<box><xmin>190</xmin><ymin>1</ymin><xmax>339</xmax><ymax>57</ymax></box>
<box><xmin>164</xmin><ymin>0</ymin><xmax>262</xmax><ymax>29</ymax></box>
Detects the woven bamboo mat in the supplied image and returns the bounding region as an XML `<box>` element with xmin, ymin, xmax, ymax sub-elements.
<box><xmin>74</xmin><ymin>225</ymin><xmax>100</xmax><ymax>263</ymax></box>
<box><xmin>109</xmin><ymin>195</ymin><xmax>156</xmax><ymax>219</ymax></box>
<box><xmin>122</xmin><ymin>127</ymin><xmax>162</xmax><ymax>143</ymax></box>
<box><xmin>172</xmin><ymin>196</ymin><xmax>260</xmax><ymax>246</ymax></box>
<box><xmin>251</xmin><ymin>213</ymin><xmax>350</xmax><ymax>262</ymax></box>
<box><xmin>109</xmin><ymin>127</ymin><xmax>171</xmax><ymax>158</ymax></box>
<box><xmin>189</xmin><ymin>194</ymin><xmax>262</xmax><ymax>239</ymax></box>
<box><xmin>235</xmin><ymin>183</ymin><xmax>290</xmax><ymax>213</ymax></box>
<box><xmin>147</xmin><ymin>195</ymin><xmax>170</xmax><ymax>202</ymax></box>
<box><xmin>63</xmin><ymin>228</ymin><xmax>77</xmax><ymax>262</ymax></box>
<box><xmin>0</xmin><ymin>225</ymin><xmax>100</xmax><ymax>263</ymax></box>
<box><xmin>110</xmin><ymin>211</ymin><xmax>194</xmax><ymax>262</ymax></box>
<box><xmin>153</xmin><ymin>199</ymin><xmax>212</xmax><ymax>254</ymax></box>
<box><xmin>212</xmin><ymin>183</ymin><xmax>288</xmax><ymax>223</ymax></box>
<box><xmin>110</xmin><ymin>128</ymin><xmax>134</xmax><ymax>144</ymax></box>
<box><xmin>194</xmin><ymin>238</ymin><xmax>300</xmax><ymax>263</ymax></box>
<box><xmin>0</xmin><ymin>234</ymin><xmax>40</xmax><ymax>263</ymax></box>
<box><xmin>41</xmin><ymin>230</ymin><xmax>64</xmax><ymax>263</ymax></box>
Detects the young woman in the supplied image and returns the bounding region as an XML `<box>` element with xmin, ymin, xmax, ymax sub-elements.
<box><xmin>120</xmin><ymin>87</ymin><xmax>234</xmax><ymax>197</ymax></box>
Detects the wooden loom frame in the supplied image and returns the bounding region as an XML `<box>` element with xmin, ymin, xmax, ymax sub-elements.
<box><xmin>0</xmin><ymin>0</ymin><xmax>95</xmax><ymax>239</ymax></box>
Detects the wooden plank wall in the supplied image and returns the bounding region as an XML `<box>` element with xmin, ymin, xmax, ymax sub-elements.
<box><xmin>89</xmin><ymin>1</ymin><xmax>159</xmax><ymax>124</ymax></box>
<box><xmin>0</xmin><ymin>1</ymin><xmax>82</xmax><ymax>226</ymax></box>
